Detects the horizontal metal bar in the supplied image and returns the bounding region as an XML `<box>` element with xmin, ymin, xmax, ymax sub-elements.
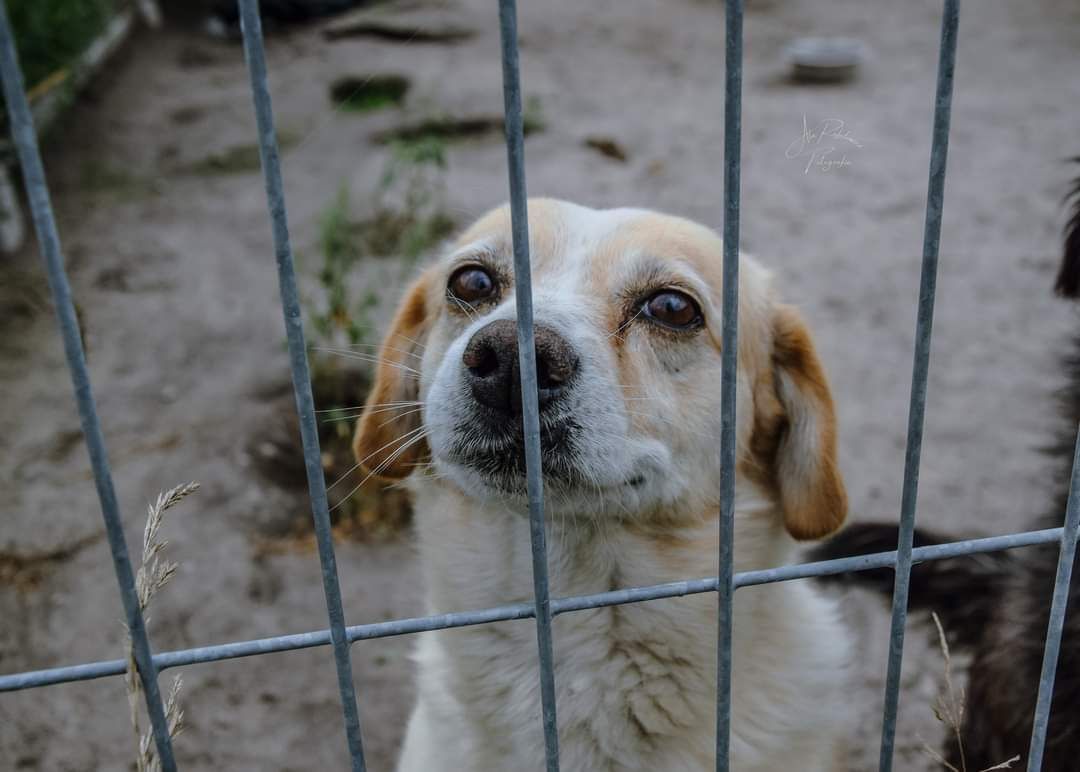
<box><xmin>0</xmin><ymin>527</ymin><xmax>1064</xmax><ymax>694</ymax></box>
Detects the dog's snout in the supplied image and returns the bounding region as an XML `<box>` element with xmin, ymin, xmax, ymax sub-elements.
<box><xmin>463</xmin><ymin>319</ymin><xmax>579</xmax><ymax>415</ymax></box>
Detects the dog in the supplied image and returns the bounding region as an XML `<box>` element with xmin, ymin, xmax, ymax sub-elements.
<box><xmin>810</xmin><ymin>165</ymin><xmax>1080</xmax><ymax>771</ymax></box>
<box><xmin>203</xmin><ymin>0</ymin><xmax>366</xmax><ymax>36</ymax></box>
<box><xmin>353</xmin><ymin>199</ymin><xmax>853</xmax><ymax>771</ymax></box>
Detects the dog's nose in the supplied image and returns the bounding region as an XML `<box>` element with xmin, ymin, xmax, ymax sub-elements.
<box><xmin>462</xmin><ymin>319</ymin><xmax>579</xmax><ymax>416</ymax></box>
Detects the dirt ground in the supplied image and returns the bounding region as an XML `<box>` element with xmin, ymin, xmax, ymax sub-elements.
<box><xmin>2</xmin><ymin>0</ymin><xmax>1080</xmax><ymax>769</ymax></box>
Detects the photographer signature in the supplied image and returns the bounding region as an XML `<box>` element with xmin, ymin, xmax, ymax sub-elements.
<box><xmin>785</xmin><ymin>116</ymin><xmax>863</xmax><ymax>174</ymax></box>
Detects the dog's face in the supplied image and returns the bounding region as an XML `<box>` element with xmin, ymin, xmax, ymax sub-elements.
<box><xmin>354</xmin><ymin>199</ymin><xmax>846</xmax><ymax>539</ymax></box>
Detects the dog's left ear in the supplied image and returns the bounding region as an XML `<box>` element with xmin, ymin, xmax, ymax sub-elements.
<box><xmin>352</xmin><ymin>269</ymin><xmax>435</xmax><ymax>480</ymax></box>
<box><xmin>768</xmin><ymin>305</ymin><xmax>847</xmax><ymax>540</ymax></box>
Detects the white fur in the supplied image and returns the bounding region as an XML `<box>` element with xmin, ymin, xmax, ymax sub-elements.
<box><xmin>398</xmin><ymin>489</ymin><xmax>851</xmax><ymax>772</ymax></box>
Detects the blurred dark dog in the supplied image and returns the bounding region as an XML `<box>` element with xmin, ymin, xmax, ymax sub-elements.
<box><xmin>810</xmin><ymin>162</ymin><xmax>1080</xmax><ymax>771</ymax></box>
<box><xmin>204</xmin><ymin>0</ymin><xmax>369</xmax><ymax>34</ymax></box>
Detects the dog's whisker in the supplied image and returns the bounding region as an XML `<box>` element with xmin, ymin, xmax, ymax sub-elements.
<box><xmin>449</xmin><ymin>295</ymin><xmax>480</xmax><ymax>322</ymax></box>
<box><xmin>390</xmin><ymin>332</ymin><xmax>428</xmax><ymax>353</ymax></box>
<box><xmin>311</xmin><ymin>348</ymin><xmax>422</xmax><ymax>376</ymax></box>
<box><xmin>317</xmin><ymin>402</ymin><xmax>423</xmax><ymax>422</ymax></box>
<box><xmin>328</xmin><ymin>401</ymin><xmax>421</xmax><ymax>414</ymax></box>
<box><xmin>318</xmin><ymin>400</ymin><xmax>423</xmax><ymax>413</ymax></box>
<box><xmin>321</xmin><ymin>413</ymin><xmax>364</xmax><ymax>423</ymax></box>
<box><xmin>327</xmin><ymin>424</ymin><xmax>427</xmax><ymax>492</ymax></box>
<box><xmin>330</xmin><ymin>342</ymin><xmax>424</xmax><ymax>362</ymax></box>
<box><xmin>321</xmin><ymin>404</ymin><xmax>424</xmax><ymax>424</ymax></box>
<box><xmin>334</xmin><ymin>432</ymin><xmax>427</xmax><ymax>504</ymax></box>
<box><xmin>606</xmin><ymin>307</ymin><xmax>644</xmax><ymax>340</ymax></box>
<box><xmin>330</xmin><ymin>431</ymin><xmax>429</xmax><ymax>511</ymax></box>
<box><xmin>327</xmin><ymin>459</ymin><xmax>365</xmax><ymax>492</ymax></box>
<box><xmin>364</xmin><ymin>404</ymin><xmax>424</xmax><ymax>417</ymax></box>
<box><xmin>304</xmin><ymin>323</ymin><xmax>428</xmax><ymax>353</ymax></box>
<box><xmin>375</xmin><ymin>407</ymin><xmax>424</xmax><ymax>430</ymax></box>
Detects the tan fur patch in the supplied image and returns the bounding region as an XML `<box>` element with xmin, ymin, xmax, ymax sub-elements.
<box><xmin>767</xmin><ymin>305</ymin><xmax>847</xmax><ymax>540</ymax></box>
<box><xmin>453</xmin><ymin>199</ymin><xmax>563</xmax><ymax>272</ymax></box>
<box><xmin>352</xmin><ymin>268</ymin><xmax>436</xmax><ymax>479</ymax></box>
<box><xmin>742</xmin><ymin>368</ymin><xmax>786</xmax><ymax>491</ymax></box>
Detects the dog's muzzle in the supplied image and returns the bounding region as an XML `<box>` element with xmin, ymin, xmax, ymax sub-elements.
<box><xmin>451</xmin><ymin>319</ymin><xmax>583</xmax><ymax>486</ymax></box>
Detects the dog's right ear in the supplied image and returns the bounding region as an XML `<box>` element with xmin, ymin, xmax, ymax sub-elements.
<box><xmin>353</xmin><ymin>269</ymin><xmax>435</xmax><ymax>480</ymax></box>
<box><xmin>1054</xmin><ymin>161</ymin><xmax>1080</xmax><ymax>298</ymax></box>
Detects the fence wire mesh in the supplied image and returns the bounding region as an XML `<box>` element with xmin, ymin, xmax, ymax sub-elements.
<box><xmin>1</xmin><ymin>0</ymin><xmax>1077</xmax><ymax>771</ymax></box>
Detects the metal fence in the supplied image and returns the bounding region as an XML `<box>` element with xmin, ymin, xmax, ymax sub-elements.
<box><xmin>0</xmin><ymin>0</ymin><xmax>1077</xmax><ymax>770</ymax></box>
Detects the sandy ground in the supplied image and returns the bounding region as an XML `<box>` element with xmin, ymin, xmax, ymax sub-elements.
<box><xmin>2</xmin><ymin>0</ymin><xmax>1080</xmax><ymax>769</ymax></box>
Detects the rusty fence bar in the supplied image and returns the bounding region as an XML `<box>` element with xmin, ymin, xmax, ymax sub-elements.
<box><xmin>1</xmin><ymin>0</ymin><xmax>1078</xmax><ymax>770</ymax></box>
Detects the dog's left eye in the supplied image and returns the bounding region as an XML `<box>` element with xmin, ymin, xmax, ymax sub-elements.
<box><xmin>448</xmin><ymin>266</ymin><xmax>496</xmax><ymax>304</ymax></box>
<box><xmin>642</xmin><ymin>290</ymin><xmax>702</xmax><ymax>330</ymax></box>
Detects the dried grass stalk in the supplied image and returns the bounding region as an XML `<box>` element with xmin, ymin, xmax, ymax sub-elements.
<box><xmin>920</xmin><ymin>612</ymin><xmax>1020</xmax><ymax>772</ymax></box>
<box><xmin>124</xmin><ymin>481</ymin><xmax>198</xmax><ymax>772</ymax></box>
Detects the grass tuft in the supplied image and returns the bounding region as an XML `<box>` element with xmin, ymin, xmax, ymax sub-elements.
<box><xmin>329</xmin><ymin>74</ymin><xmax>410</xmax><ymax>112</ymax></box>
<box><xmin>7</xmin><ymin>0</ymin><xmax>114</xmax><ymax>90</ymax></box>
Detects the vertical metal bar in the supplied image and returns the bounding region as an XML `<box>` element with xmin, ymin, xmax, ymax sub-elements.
<box><xmin>497</xmin><ymin>2</ymin><xmax>559</xmax><ymax>769</ymax></box>
<box><xmin>1027</xmin><ymin>425</ymin><xmax>1080</xmax><ymax>771</ymax></box>
<box><xmin>715</xmin><ymin>0</ymin><xmax>742</xmax><ymax>769</ymax></box>
<box><xmin>0</xmin><ymin>3</ymin><xmax>177</xmax><ymax>769</ymax></box>
<box><xmin>878</xmin><ymin>2</ymin><xmax>959</xmax><ymax>769</ymax></box>
<box><xmin>236</xmin><ymin>2</ymin><xmax>366</xmax><ymax>768</ymax></box>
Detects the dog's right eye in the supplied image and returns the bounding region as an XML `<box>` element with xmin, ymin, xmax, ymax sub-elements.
<box><xmin>448</xmin><ymin>266</ymin><xmax>496</xmax><ymax>305</ymax></box>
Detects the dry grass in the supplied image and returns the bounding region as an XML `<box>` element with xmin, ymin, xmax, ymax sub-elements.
<box><xmin>124</xmin><ymin>481</ymin><xmax>199</xmax><ymax>772</ymax></box>
<box><xmin>920</xmin><ymin>612</ymin><xmax>1020</xmax><ymax>772</ymax></box>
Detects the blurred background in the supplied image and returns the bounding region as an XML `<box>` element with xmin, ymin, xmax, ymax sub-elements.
<box><xmin>1</xmin><ymin>0</ymin><xmax>1078</xmax><ymax>768</ymax></box>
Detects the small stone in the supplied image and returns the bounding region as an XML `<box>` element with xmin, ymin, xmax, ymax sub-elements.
<box><xmin>786</xmin><ymin>37</ymin><xmax>866</xmax><ymax>84</ymax></box>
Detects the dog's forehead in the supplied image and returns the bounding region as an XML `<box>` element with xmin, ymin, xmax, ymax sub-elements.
<box><xmin>453</xmin><ymin>198</ymin><xmax>725</xmax><ymax>291</ymax></box>
<box><xmin>584</xmin><ymin>210</ymin><xmax>726</xmax><ymax>290</ymax></box>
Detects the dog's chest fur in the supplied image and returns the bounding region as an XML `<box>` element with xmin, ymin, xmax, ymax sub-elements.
<box><xmin>403</xmin><ymin>486</ymin><xmax>851</xmax><ymax>772</ymax></box>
